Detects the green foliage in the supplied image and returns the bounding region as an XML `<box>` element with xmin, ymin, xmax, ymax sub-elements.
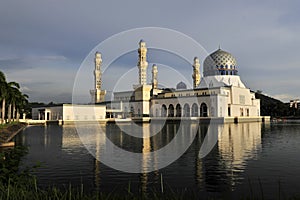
<box><xmin>255</xmin><ymin>92</ymin><xmax>291</xmax><ymax>117</ymax></box>
<box><xmin>0</xmin><ymin>183</ymin><xmax>203</xmax><ymax>200</ymax></box>
<box><xmin>0</xmin><ymin>146</ymin><xmax>32</xmax><ymax>184</ymax></box>
<box><xmin>0</xmin><ymin>70</ymin><xmax>29</xmax><ymax>123</ymax></box>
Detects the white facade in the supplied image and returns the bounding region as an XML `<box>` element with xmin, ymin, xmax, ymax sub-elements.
<box><xmin>32</xmin><ymin>104</ymin><xmax>106</xmax><ymax>121</ymax></box>
<box><xmin>109</xmin><ymin>42</ymin><xmax>261</xmax><ymax>119</ymax></box>
<box><xmin>150</xmin><ymin>85</ymin><xmax>259</xmax><ymax>118</ymax></box>
<box><xmin>31</xmin><ymin>41</ymin><xmax>263</xmax><ymax>122</ymax></box>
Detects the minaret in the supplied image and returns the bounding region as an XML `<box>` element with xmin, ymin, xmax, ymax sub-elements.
<box><xmin>192</xmin><ymin>57</ymin><xmax>201</xmax><ymax>89</ymax></box>
<box><xmin>95</xmin><ymin>52</ymin><xmax>102</xmax><ymax>90</ymax></box>
<box><xmin>152</xmin><ymin>64</ymin><xmax>158</xmax><ymax>89</ymax></box>
<box><xmin>137</xmin><ymin>40</ymin><xmax>148</xmax><ymax>85</ymax></box>
<box><xmin>90</xmin><ymin>52</ymin><xmax>106</xmax><ymax>103</ymax></box>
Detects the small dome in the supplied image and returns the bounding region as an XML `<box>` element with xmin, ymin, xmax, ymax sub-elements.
<box><xmin>203</xmin><ymin>48</ymin><xmax>238</xmax><ymax>77</ymax></box>
<box><xmin>176</xmin><ymin>81</ymin><xmax>187</xmax><ymax>90</ymax></box>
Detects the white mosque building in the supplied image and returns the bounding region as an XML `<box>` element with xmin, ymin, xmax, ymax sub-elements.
<box><xmin>32</xmin><ymin>40</ymin><xmax>268</xmax><ymax>123</ymax></box>
<box><xmin>93</xmin><ymin>40</ymin><xmax>267</xmax><ymax>123</ymax></box>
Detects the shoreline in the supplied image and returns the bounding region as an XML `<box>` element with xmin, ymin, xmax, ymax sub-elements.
<box><xmin>0</xmin><ymin>123</ymin><xmax>27</xmax><ymax>147</ymax></box>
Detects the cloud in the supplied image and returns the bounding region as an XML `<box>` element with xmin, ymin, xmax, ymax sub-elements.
<box><xmin>273</xmin><ymin>94</ymin><xmax>298</xmax><ymax>103</ymax></box>
<box><xmin>0</xmin><ymin>0</ymin><xmax>299</xmax><ymax>102</ymax></box>
<box><xmin>20</xmin><ymin>86</ymin><xmax>32</xmax><ymax>93</ymax></box>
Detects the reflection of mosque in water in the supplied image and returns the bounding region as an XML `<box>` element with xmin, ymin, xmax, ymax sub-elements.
<box><xmin>198</xmin><ymin>122</ymin><xmax>262</xmax><ymax>192</ymax></box>
<box><xmin>62</xmin><ymin>122</ymin><xmax>263</xmax><ymax>193</ymax></box>
<box><xmin>16</xmin><ymin>122</ymin><xmax>264</xmax><ymax>194</ymax></box>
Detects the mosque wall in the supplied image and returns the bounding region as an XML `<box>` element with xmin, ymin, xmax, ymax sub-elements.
<box><xmin>63</xmin><ymin>104</ymin><xmax>106</xmax><ymax>121</ymax></box>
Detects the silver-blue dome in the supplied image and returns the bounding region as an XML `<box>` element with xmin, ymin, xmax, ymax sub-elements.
<box><xmin>203</xmin><ymin>49</ymin><xmax>238</xmax><ymax>76</ymax></box>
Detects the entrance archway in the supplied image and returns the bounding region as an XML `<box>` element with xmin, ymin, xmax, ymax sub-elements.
<box><xmin>168</xmin><ymin>104</ymin><xmax>174</xmax><ymax>117</ymax></box>
<box><xmin>175</xmin><ymin>104</ymin><xmax>181</xmax><ymax>117</ymax></box>
<box><xmin>200</xmin><ymin>103</ymin><xmax>208</xmax><ymax>117</ymax></box>
<box><xmin>161</xmin><ymin>104</ymin><xmax>167</xmax><ymax>117</ymax></box>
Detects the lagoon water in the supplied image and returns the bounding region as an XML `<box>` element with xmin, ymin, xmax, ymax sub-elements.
<box><xmin>15</xmin><ymin>121</ymin><xmax>300</xmax><ymax>199</ymax></box>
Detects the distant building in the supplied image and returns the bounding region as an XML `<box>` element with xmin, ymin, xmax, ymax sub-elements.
<box><xmin>290</xmin><ymin>99</ymin><xmax>300</xmax><ymax>109</ymax></box>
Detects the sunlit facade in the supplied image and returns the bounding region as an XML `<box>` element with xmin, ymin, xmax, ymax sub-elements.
<box><xmin>104</xmin><ymin>40</ymin><xmax>265</xmax><ymax>122</ymax></box>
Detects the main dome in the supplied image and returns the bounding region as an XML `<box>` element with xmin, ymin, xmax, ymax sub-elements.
<box><xmin>203</xmin><ymin>48</ymin><xmax>238</xmax><ymax>77</ymax></box>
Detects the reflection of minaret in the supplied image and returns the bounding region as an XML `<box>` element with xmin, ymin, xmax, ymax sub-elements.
<box><xmin>90</xmin><ymin>52</ymin><xmax>106</xmax><ymax>103</ymax></box>
<box><xmin>94</xmin><ymin>124</ymin><xmax>107</xmax><ymax>190</ymax></box>
<box><xmin>152</xmin><ymin>64</ymin><xmax>158</xmax><ymax>89</ymax></box>
<box><xmin>141</xmin><ymin>123</ymin><xmax>151</xmax><ymax>193</ymax></box>
<box><xmin>137</xmin><ymin>40</ymin><xmax>148</xmax><ymax>86</ymax></box>
<box><xmin>192</xmin><ymin>57</ymin><xmax>201</xmax><ymax>89</ymax></box>
<box><xmin>194</xmin><ymin>124</ymin><xmax>204</xmax><ymax>189</ymax></box>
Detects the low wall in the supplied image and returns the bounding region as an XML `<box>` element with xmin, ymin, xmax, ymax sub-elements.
<box><xmin>19</xmin><ymin>119</ymin><xmax>46</xmax><ymax>125</ymax></box>
<box><xmin>224</xmin><ymin>116</ymin><xmax>270</xmax><ymax>123</ymax></box>
<box><xmin>21</xmin><ymin>116</ymin><xmax>270</xmax><ymax>126</ymax></box>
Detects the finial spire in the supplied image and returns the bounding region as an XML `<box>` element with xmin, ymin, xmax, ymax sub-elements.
<box><xmin>218</xmin><ymin>44</ymin><xmax>221</xmax><ymax>50</ymax></box>
<box><xmin>137</xmin><ymin>40</ymin><xmax>148</xmax><ymax>85</ymax></box>
<box><xmin>152</xmin><ymin>64</ymin><xmax>158</xmax><ymax>89</ymax></box>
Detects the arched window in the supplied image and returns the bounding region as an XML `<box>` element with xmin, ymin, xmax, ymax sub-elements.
<box><xmin>161</xmin><ymin>105</ymin><xmax>167</xmax><ymax>117</ymax></box>
<box><xmin>191</xmin><ymin>103</ymin><xmax>199</xmax><ymax>117</ymax></box>
<box><xmin>175</xmin><ymin>104</ymin><xmax>181</xmax><ymax>117</ymax></box>
<box><xmin>130</xmin><ymin>106</ymin><xmax>134</xmax><ymax>117</ymax></box>
<box><xmin>183</xmin><ymin>104</ymin><xmax>190</xmax><ymax>117</ymax></box>
<box><xmin>168</xmin><ymin>104</ymin><xmax>174</xmax><ymax>117</ymax></box>
<box><xmin>200</xmin><ymin>103</ymin><xmax>208</xmax><ymax>117</ymax></box>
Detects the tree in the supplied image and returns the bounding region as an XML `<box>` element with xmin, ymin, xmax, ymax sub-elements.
<box><xmin>0</xmin><ymin>70</ymin><xmax>28</xmax><ymax>123</ymax></box>
<box><xmin>0</xmin><ymin>71</ymin><xmax>7</xmax><ymax>124</ymax></box>
<box><xmin>16</xmin><ymin>93</ymin><xmax>29</xmax><ymax>121</ymax></box>
<box><xmin>6</xmin><ymin>82</ymin><xmax>20</xmax><ymax>122</ymax></box>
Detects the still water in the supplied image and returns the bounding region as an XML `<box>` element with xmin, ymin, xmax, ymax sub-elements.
<box><xmin>15</xmin><ymin>121</ymin><xmax>300</xmax><ymax>199</ymax></box>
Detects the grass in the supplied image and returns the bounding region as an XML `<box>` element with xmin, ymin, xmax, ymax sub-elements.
<box><xmin>0</xmin><ymin>122</ymin><xmax>26</xmax><ymax>143</ymax></box>
<box><xmin>0</xmin><ymin>181</ymin><xmax>205</xmax><ymax>200</ymax></box>
<box><xmin>0</xmin><ymin>121</ymin><xmax>21</xmax><ymax>129</ymax></box>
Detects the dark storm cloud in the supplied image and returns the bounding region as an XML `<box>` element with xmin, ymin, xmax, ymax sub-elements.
<box><xmin>1</xmin><ymin>0</ymin><xmax>299</xmax><ymax>102</ymax></box>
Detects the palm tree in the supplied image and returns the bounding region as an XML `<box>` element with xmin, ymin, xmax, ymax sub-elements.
<box><xmin>0</xmin><ymin>71</ymin><xmax>7</xmax><ymax>124</ymax></box>
<box><xmin>0</xmin><ymin>70</ymin><xmax>28</xmax><ymax>123</ymax></box>
<box><xmin>0</xmin><ymin>71</ymin><xmax>5</xmax><ymax>82</ymax></box>
<box><xmin>16</xmin><ymin>93</ymin><xmax>29</xmax><ymax>121</ymax></box>
<box><xmin>7</xmin><ymin>82</ymin><xmax>20</xmax><ymax>122</ymax></box>
<box><xmin>11</xmin><ymin>88</ymin><xmax>22</xmax><ymax>121</ymax></box>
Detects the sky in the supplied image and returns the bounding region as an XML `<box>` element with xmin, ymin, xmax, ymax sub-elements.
<box><xmin>1</xmin><ymin>0</ymin><xmax>300</xmax><ymax>103</ymax></box>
